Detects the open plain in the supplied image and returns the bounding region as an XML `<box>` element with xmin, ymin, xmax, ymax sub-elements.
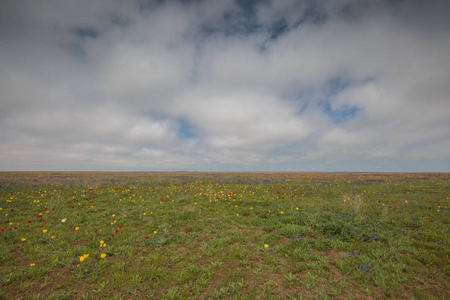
<box><xmin>0</xmin><ymin>172</ymin><xmax>449</xmax><ymax>299</ymax></box>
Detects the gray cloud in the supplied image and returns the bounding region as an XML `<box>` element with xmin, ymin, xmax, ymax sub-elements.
<box><xmin>1</xmin><ymin>0</ymin><xmax>449</xmax><ymax>171</ymax></box>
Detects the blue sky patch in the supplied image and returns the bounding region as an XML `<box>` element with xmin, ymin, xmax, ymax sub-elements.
<box><xmin>320</xmin><ymin>100</ymin><xmax>360</xmax><ymax>124</ymax></box>
<box><xmin>178</xmin><ymin>118</ymin><xmax>197</xmax><ymax>140</ymax></box>
<box><xmin>72</xmin><ymin>27</ymin><xmax>99</xmax><ymax>39</ymax></box>
<box><xmin>269</xmin><ymin>18</ymin><xmax>289</xmax><ymax>40</ymax></box>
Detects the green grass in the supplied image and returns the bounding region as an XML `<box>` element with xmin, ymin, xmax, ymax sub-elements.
<box><xmin>0</xmin><ymin>172</ymin><xmax>449</xmax><ymax>299</ymax></box>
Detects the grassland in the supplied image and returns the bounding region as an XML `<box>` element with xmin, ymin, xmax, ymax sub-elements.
<box><xmin>0</xmin><ymin>172</ymin><xmax>449</xmax><ymax>299</ymax></box>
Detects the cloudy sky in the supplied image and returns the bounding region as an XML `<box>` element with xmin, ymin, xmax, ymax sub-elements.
<box><xmin>1</xmin><ymin>0</ymin><xmax>449</xmax><ymax>172</ymax></box>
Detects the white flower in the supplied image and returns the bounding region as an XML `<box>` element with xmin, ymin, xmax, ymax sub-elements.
<box><xmin>61</xmin><ymin>219</ymin><xmax>67</xmax><ymax>223</ymax></box>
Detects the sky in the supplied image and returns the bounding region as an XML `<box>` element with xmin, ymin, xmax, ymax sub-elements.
<box><xmin>1</xmin><ymin>0</ymin><xmax>449</xmax><ymax>172</ymax></box>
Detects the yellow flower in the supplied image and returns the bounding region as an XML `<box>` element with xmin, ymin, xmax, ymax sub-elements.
<box><xmin>80</xmin><ymin>256</ymin><xmax>85</xmax><ymax>262</ymax></box>
<box><xmin>281</xmin><ymin>211</ymin><xmax>284</xmax><ymax>214</ymax></box>
<box><xmin>100</xmin><ymin>253</ymin><xmax>106</xmax><ymax>259</ymax></box>
<box><xmin>264</xmin><ymin>244</ymin><xmax>269</xmax><ymax>249</ymax></box>
<box><xmin>83</xmin><ymin>254</ymin><xmax>89</xmax><ymax>258</ymax></box>
<box><xmin>43</xmin><ymin>229</ymin><xmax>47</xmax><ymax>233</ymax></box>
<box><xmin>30</xmin><ymin>263</ymin><xmax>35</xmax><ymax>267</ymax></box>
<box><xmin>296</xmin><ymin>207</ymin><xmax>299</xmax><ymax>210</ymax></box>
<box><xmin>154</xmin><ymin>231</ymin><xmax>157</xmax><ymax>234</ymax></box>
<box><xmin>51</xmin><ymin>236</ymin><xmax>55</xmax><ymax>239</ymax></box>
<box><xmin>75</xmin><ymin>227</ymin><xmax>79</xmax><ymax>231</ymax></box>
<box><xmin>100</xmin><ymin>240</ymin><xmax>104</xmax><ymax>244</ymax></box>
<box><xmin>21</xmin><ymin>238</ymin><xmax>26</xmax><ymax>242</ymax></box>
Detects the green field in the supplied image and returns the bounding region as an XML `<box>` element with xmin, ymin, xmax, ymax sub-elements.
<box><xmin>0</xmin><ymin>172</ymin><xmax>449</xmax><ymax>299</ymax></box>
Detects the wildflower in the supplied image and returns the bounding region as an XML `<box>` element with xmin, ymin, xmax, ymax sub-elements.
<box><xmin>30</xmin><ymin>263</ymin><xmax>35</xmax><ymax>267</ymax></box>
<box><xmin>296</xmin><ymin>207</ymin><xmax>299</xmax><ymax>210</ymax></box>
<box><xmin>21</xmin><ymin>238</ymin><xmax>26</xmax><ymax>242</ymax></box>
<box><xmin>281</xmin><ymin>211</ymin><xmax>284</xmax><ymax>214</ymax></box>
<box><xmin>80</xmin><ymin>256</ymin><xmax>85</xmax><ymax>262</ymax></box>
<box><xmin>43</xmin><ymin>229</ymin><xmax>47</xmax><ymax>233</ymax></box>
<box><xmin>51</xmin><ymin>236</ymin><xmax>55</xmax><ymax>239</ymax></box>
<box><xmin>264</xmin><ymin>244</ymin><xmax>269</xmax><ymax>249</ymax></box>
<box><xmin>61</xmin><ymin>219</ymin><xmax>66</xmax><ymax>223</ymax></box>
<box><xmin>75</xmin><ymin>227</ymin><xmax>79</xmax><ymax>231</ymax></box>
<box><xmin>100</xmin><ymin>253</ymin><xmax>106</xmax><ymax>259</ymax></box>
<box><xmin>154</xmin><ymin>231</ymin><xmax>157</xmax><ymax>234</ymax></box>
<box><xmin>185</xmin><ymin>230</ymin><xmax>188</xmax><ymax>233</ymax></box>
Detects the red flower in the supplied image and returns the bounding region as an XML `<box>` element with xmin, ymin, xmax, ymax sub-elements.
<box><xmin>118</xmin><ymin>225</ymin><xmax>123</xmax><ymax>229</ymax></box>
<box><xmin>114</xmin><ymin>229</ymin><xmax>118</xmax><ymax>233</ymax></box>
<box><xmin>0</xmin><ymin>228</ymin><xmax>4</xmax><ymax>232</ymax></box>
<box><xmin>238</xmin><ymin>228</ymin><xmax>241</xmax><ymax>230</ymax></box>
<box><xmin>94</xmin><ymin>230</ymin><xmax>98</xmax><ymax>233</ymax></box>
<box><xmin>28</xmin><ymin>221</ymin><xmax>32</xmax><ymax>223</ymax></box>
<box><xmin>185</xmin><ymin>230</ymin><xmax>188</xmax><ymax>233</ymax></box>
<box><xmin>111</xmin><ymin>234</ymin><xmax>114</xmax><ymax>237</ymax></box>
<box><xmin>146</xmin><ymin>236</ymin><xmax>149</xmax><ymax>239</ymax></box>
